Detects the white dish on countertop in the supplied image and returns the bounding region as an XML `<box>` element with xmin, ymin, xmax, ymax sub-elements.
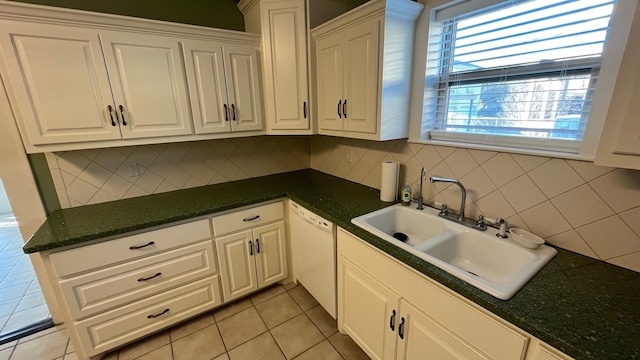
<box><xmin>510</xmin><ymin>228</ymin><xmax>545</xmax><ymax>249</ymax></box>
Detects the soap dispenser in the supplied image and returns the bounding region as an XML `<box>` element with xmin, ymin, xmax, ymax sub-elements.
<box><xmin>401</xmin><ymin>182</ymin><xmax>412</xmax><ymax>206</ymax></box>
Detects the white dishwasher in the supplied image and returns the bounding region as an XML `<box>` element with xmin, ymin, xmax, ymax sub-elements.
<box><xmin>289</xmin><ymin>201</ymin><xmax>336</xmax><ymax>318</ymax></box>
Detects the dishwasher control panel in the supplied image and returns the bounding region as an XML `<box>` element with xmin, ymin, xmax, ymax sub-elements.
<box><xmin>292</xmin><ymin>203</ymin><xmax>333</xmax><ymax>231</ymax></box>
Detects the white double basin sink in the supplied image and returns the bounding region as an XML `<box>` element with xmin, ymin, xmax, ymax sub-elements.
<box><xmin>351</xmin><ymin>204</ymin><xmax>557</xmax><ymax>300</ymax></box>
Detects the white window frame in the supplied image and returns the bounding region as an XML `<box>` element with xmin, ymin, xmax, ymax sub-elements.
<box><xmin>408</xmin><ymin>0</ymin><xmax>638</xmax><ymax>160</ymax></box>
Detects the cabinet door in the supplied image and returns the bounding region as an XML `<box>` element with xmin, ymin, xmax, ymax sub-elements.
<box><xmin>0</xmin><ymin>21</ymin><xmax>121</xmax><ymax>145</ymax></box>
<box><xmin>397</xmin><ymin>299</ymin><xmax>490</xmax><ymax>360</ymax></box>
<box><xmin>316</xmin><ymin>34</ymin><xmax>343</xmax><ymax>131</ymax></box>
<box><xmin>183</xmin><ymin>40</ymin><xmax>232</xmax><ymax>134</ymax></box>
<box><xmin>343</xmin><ymin>19</ymin><xmax>379</xmax><ymax>134</ymax></box>
<box><xmin>100</xmin><ymin>31</ymin><xmax>193</xmax><ymax>139</ymax></box>
<box><xmin>215</xmin><ymin>230</ymin><xmax>258</xmax><ymax>302</ymax></box>
<box><xmin>223</xmin><ymin>44</ymin><xmax>263</xmax><ymax>132</ymax></box>
<box><xmin>261</xmin><ymin>0</ymin><xmax>310</xmax><ymax>130</ymax></box>
<box><xmin>253</xmin><ymin>221</ymin><xmax>287</xmax><ymax>288</ymax></box>
<box><xmin>338</xmin><ymin>256</ymin><xmax>398</xmax><ymax>360</ymax></box>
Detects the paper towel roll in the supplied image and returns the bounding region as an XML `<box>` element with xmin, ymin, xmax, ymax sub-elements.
<box><xmin>380</xmin><ymin>160</ymin><xmax>399</xmax><ymax>202</ymax></box>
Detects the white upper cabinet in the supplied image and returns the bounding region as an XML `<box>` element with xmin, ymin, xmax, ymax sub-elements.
<box><xmin>312</xmin><ymin>0</ymin><xmax>423</xmax><ymax>141</ymax></box>
<box><xmin>0</xmin><ymin>21</ymin><xmax>122</xmax><ymax>145</ymax></box>
<box><xmin>0</xmin><ymin>2</ymin><xmax>263</xmax><ymax>153</ymax></box>
<box><xmin>238</xmin><ymin>0</ymin><xmax>347</xmax><ymax>135</ymax></box>
<box><xmin>0</xmin><ymin>22</ymin><xmax>193</xmax><ymax>147</ymax></box>
<box><xmin>183</xmin><ymin>41</ymin><xmax>263</xmax><ymax>134</ymax></box>
<box><xmin>100</xmin><ymin>31</ymin><xmax>193</xmax><ymax>139</ymax></box>
<box><xmin>595</xmin><ymin>2</ymin><xmax>640</xmax><ymax>170</ymax></box>
<box><xmin>261</xmin><ymin>0</ymin><xmax>309</xmax><ymax>132</ymax></box>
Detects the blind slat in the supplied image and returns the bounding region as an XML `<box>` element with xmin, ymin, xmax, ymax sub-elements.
<box><xmin>424</xmin><ymin>0</ymin><xmax>615</xmax><ymax>150</ymax></box>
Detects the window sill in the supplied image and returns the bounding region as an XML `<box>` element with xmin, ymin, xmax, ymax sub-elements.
<box><xmin>407</xmin><ymin>137</ymin><xmax>595</xmax><ymax>161</ymax></box>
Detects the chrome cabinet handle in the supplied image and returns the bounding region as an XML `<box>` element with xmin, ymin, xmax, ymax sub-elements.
<box><xmin>243</xmin><ymin>215</ymin><xmax>260</xmax><ymax>222</ymax></box>
<box><xmin>256</xmin><ymin>239</ymin><xmax>260</xmax><ymax>254</ymax></box>
<box><xmin>338</xmin><ymin>100</ymin><xmax>342</xmax><ymax>118</ymax></box>
<box><xmin>224</xmin><ymin>104</ymin><xmax>229</xmax><ymax>121</ymax></box>
<box><xmin>107</xmin><ymin>105</ymin><xmax>117</xmax><ymax>126</ymax></box>
<box><xmin>147</xmin><ymin>308</ymin><xmax>169</xmax><ymax>319</ymax></box>
<box><xmin>138</xmin><ymin>272</ymin><xmax>162</xmax><ymax>282</ymax></box>
<box><xmin>119</xmin><ymin>105</ymin><xmax>127</xmax><ymax>126</ymax></box>
<box><xmin>398</xmin><ymin>317</ymin><xmax>405</xmax><ymax>339</ymax></box>
<box><xmin>303</xmin><ymin>101</ymin><xmax>307</xmax><ymax>119</ymax></box>
<box><xmin>231</xmin><ymin>104</ymin><xmax>236</xmax><ymax>120</ymax></box>
<box><xmin>389</xmin><ymin>310</ymin><xmax>396</xmax><ymax>331</ymax></box>
<box><xmin>249</xmin><ymin>240</ymin><xmax>254</xmax><ymax>256</ymax></box>
<box><xmin>343</xmin><ymin>99</ymin><xmax>347</xmax><ymax>118</ymax></box>
<box><xmin>129</xmin><ymin>241</ymin><xmax>155</xmax><ymax>250</ymax></box>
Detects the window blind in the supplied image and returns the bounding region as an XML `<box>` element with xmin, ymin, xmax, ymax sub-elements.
<box><xmin>424</xmin><ymin>0</ymin><xmax>616</xmax><ymax>153</ymax></box>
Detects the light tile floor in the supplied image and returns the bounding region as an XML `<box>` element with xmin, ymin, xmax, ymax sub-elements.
<box><xmin>0</xmin><ymin>213</ymin><xmax>49</xmax><ymax>336</ymax></box>
<box><xmin>0</xmin><ymin>283</ymin><xmax>371</xmax><ymax>360</ymax></box>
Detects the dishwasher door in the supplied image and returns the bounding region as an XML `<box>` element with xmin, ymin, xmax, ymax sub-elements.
<box><xmin>289</xmin><ymin>201</ymin><xmax>336</xmax><ymax>318</ymax></box>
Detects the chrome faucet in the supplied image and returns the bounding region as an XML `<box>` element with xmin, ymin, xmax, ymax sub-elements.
<box><xmin>429</xmin><ymin>176</ymin><xmax>467</xmax><ymax>221</ymax></box>
<box><xmin>417</xmin><ymin>167</ymin><xmax>427</xmax><ymax>210</ymax></box>
<box><xmin>429</xmin><ymin>176</ymin><xmax>485</xmax><ymax>231</ymax></box>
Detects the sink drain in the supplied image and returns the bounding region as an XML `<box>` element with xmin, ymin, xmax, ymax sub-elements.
<box><xmin>393</xmin><ymin>232</ymin><xmax>408</xmax><ymax>242</ymax></box>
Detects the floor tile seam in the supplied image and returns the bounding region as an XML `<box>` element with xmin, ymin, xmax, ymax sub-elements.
<box><xmin>251</xmin><ymin>295</ymin><xmax>302</xmax><ymax>330</ymax></box>
<box><xmin>288</xmin><ymin>336</ymin><xmax>327</xmax><ymax>360</ymax></box>
<box><xmin>264</xmin><ymin>327</ymin><xmax>290</xmax><ymax>360</ymax></box>
<box><xmin>327</xmin><ymin>334</ymin><xmax>351</xmax><ymax>360</ymax></box>
<box><xmin>166</xmin><ymin>314</ymin><xmax>216</xmax><ymax>343</ymax></box>
<box><xmin>220</xmin><ymin>327</ymin><xmax>270</xmax><ymax>353</ymax></box>
<box><xmin>302</xmin><ymin>305</ymin><xmax>338</xmax><ymax>338</ymax></box>
<box><xmin>269</xmin><ymin>312</ymin><xmax>327</xmax><ymax>359</ymax></box>
<box><xmin>249</xmin><ymin>287</ymin><xmax>287</xmax><ymax>306</ymax></box>
<box><xmin>123</xmin><ymin>331</ymin><xmax>171</xmax><ymax>360</ymax></box>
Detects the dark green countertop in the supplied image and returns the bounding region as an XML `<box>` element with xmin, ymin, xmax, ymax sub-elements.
<box><xmin>24</xmin><ymin>169</ymin><xmax>640</xmax><ymax>360</ymax></box>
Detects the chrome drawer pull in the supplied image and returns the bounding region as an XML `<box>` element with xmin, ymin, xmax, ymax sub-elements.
<box><xmin>147</xmin><ymin>308</ymin><xmax>169</xmax><ymax>319</ymax></box>
<box><xmin>243</xmin><ymin>215</ymin><xmax>260</xmax><ymax>222</ymax></box>
<box><xmin>138</xmin><ymin>272</ymin><xmax>162</xmax><ymax>282</ymax></box>
<box><xmin>129</xmin><ymin>241</ymin><xmax>155</xmax><ymax>250</ymax></box>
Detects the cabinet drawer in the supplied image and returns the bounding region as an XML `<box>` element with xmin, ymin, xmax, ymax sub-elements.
<box><xmin>51</xmin><ymin>219</ymin><xmax>212</xmax><ymax>278</ymax></box>
<box><xmin>75</xmin><ymin>276</ymin><xmax>221</xmax><ymax>357</ymax></box>
<box><xmin>211</xmin><ymin>202</ymin><xmax>283</xmax><ymax>236</ymax></box>
<box><xmin>60</xmin><ymin>241</ymin><xmax>216</xmax><ymax>320</ymax></box>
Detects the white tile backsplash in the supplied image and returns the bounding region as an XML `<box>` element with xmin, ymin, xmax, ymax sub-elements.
<box><xmin>47</xmin><ymin>136</ymin><xmax>309</xmax><ymax>208</ymax></box>
<box><xmin>310</xmin><ymin>136</ymin><xmax>640</xmax><ymax>273</ymax></box>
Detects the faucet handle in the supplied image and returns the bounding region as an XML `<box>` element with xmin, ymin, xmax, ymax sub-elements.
<box><xmin>476</xmin><ymin>215</ymin><xmax>487</xmax><ymax>230</ymax></box>
<box><xmin>439</xmin><ymin>203</ymin><xmax>449</xmax><ymax>216</ymax></box>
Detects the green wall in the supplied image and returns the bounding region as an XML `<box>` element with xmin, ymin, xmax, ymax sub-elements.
<box><xmin>7</xmin><ymin>0</ymin><xmax>245</xmax><ymax>31</ymax></box>
<box><xmin>347</xmin><ymin>0</ymin><xmax>370</xmax><ymax>11</ymax></box>
<box><xmin>27</xmin><ymin>154</ymin><xmax>60</xmax><ymax>215</ymax></box>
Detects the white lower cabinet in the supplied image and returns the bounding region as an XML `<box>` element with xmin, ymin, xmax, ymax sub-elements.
<box><xmin>339</xmin><ymin>257</ymin><xmax>398</xmax><ymax>360</ymax></box>
<box><xmin>212</xmin><ymin>201</ymin><xmax>288</xmax><ymax>303</ymax></box>
<box><xmin>396</xmin><ymin>300</ymin><xmax>489</xmax><ymax>360</ymax></box>
<box><xmin>338</xmin><ymin>228</ymin><xmax>574</xmax><ymax>360</ymax></box>
<box><xmin>215</xmin><ymin>221</ymin><xmax>287</xmax><ymax>302</ymax></box>
<box><xmin>46</xmin><ymin>219</ymin><xmax>223</xmax><ymax>360</ymax></box>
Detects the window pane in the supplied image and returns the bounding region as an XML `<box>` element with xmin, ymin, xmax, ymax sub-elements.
<box><xmin>444</xmin><ymin>74</ymin><xmax>591</xmax><ymax>140</ymax></box>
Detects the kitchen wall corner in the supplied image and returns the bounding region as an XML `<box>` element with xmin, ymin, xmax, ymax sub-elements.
<box><xmin>310</xmin><ymin>135</ymin><xmax>640</xmax><ymax>274</ymax></box>
<box><xmin>45</xmin><ymin>136</ymin><xmax>310</xmax><ymax>208</ymax></box>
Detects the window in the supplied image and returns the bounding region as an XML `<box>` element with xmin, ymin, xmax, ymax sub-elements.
<box><xmin>421</xmin><ymin>0</ymin><xmax>616</xmax><ymax>154</ymax></box>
